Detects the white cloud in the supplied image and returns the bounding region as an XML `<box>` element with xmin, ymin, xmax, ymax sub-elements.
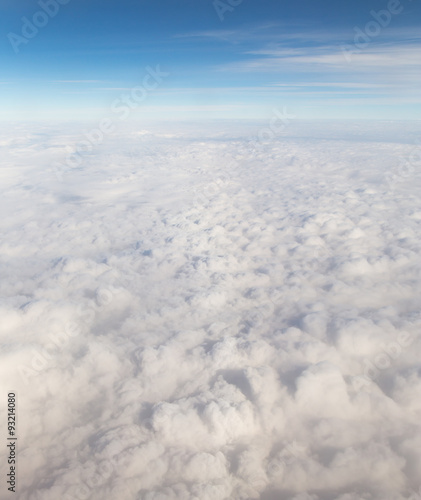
<box><xmin>0</xmin><ymin>120</ymin><xmax>420</xmax><ymax>499</ymax></box>
<box><xmin>52</xmin><ymin>80</ymin><xmax>107</xmax><ymax>84</ymax></box>
<box><xmin>221</xmin><ymin>43</ymin><xmax>421</xmax><ymax>74</ymax></box>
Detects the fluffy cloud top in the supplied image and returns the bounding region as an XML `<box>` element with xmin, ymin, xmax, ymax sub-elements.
<box><xmin>0</xmin><ymin>120</ymin><xmax>420</xmax><ymax>500</ymax></box>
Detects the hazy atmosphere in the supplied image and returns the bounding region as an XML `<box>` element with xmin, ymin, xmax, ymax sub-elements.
<box><xmin>1</xmin><ymin>1</ymin><xmax>420</xmax><ymax>500</ymax></box>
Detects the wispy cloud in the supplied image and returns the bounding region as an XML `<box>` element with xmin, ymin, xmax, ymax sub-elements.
<box><xmin>174</xmin><ymin>29</ymin><xmax>238</xmax><ymax>41</ymax></box>
<box><xmin>175</xmin><ymin>24</ymin><xmax>420</xmax><ymax>105</ymax></box>
<box><xmin>177</xmin><ymin>24</ymin><xmax>421</xmax><ymax>45</ymax></box>
<box><xmin>52</xmin><ymin>80</ymin><xmax>106</xmax><ymax>84</ymax></box>
<box><xmin>216</xmin><ymin>42</ymin><xmax>421</xmax><ymax>99</ymax></box>
<box><xmin>269</xmin><ymin>82</ymin><xmax>389</xmax><ymax>88</ymax></box>
<box><xmin>222</xmin><ymin>43</ymin><xmax>420</xmax><ymax>70</ymax></box>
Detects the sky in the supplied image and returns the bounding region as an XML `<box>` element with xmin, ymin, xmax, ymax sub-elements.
<box><xmin>0</xmin><ymin>0</ymin><xmax>420</xmax><ymax>121</ymax></box>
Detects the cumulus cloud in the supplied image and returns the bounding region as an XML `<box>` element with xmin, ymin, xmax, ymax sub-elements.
<box><xmin>0</xmin><ymin>120</ymin><xmax>420</xmax><ymax>499</ymax></box>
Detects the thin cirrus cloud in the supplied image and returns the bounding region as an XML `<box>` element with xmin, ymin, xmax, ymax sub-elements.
<box><xmin>2</xmin><ymin>15</ymin><xmax>419</xmax><ymax>120</ymax></box>
<box><xmin>220</xmin><ymin>43</ymin><xmax>421</xmax><ymax>72</ymax></box>
<box><xmin>171</xmin><ymin>24</ymin><xmax>420</xmax><ymax>114</ymax></box>
<box><xmin>216</xmin><ymin>44</ymin><xmax>420</xmax><ymax>98</ymax></box>
<box><xmin>92</xmin><ymin>84</ymin><xmax>387</xmax><ymax>93</ymax></box>
<box><xmin>51</xmin><ymin>80</ymin><xmax>108</xmax><ymax>84</ymax></box>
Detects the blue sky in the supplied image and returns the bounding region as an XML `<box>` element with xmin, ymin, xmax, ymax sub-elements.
<box><xmin>1</xmin><ymin>0</ymin><xmax>420</xmax><ymax>121</ymax></box>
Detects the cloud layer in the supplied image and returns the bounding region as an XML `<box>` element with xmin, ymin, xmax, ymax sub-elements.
<box><xmin>0</xmin><ymin>120</ymin><xmax>420</xmax><ymax>500</ymax></box>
